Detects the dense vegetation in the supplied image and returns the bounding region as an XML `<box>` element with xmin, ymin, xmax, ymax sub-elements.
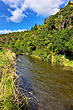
<box><xmin>0</xmin><ymin>2</ymin><xmax>73</xmax><ymax>68</ymax></box>
<box><xmin>0</xmin><ymin>1</ymin><xmax>73</xmax><ymax>110</ymax></box>
<box><xmin>0</xmin><ymin>1</ymin><xmax>73</xmax><ymax>67</ymax></box>
<box><xmin>0</xmin><ymin>49</ymin><xmax>27</xmax><ymax>110</ymax></box>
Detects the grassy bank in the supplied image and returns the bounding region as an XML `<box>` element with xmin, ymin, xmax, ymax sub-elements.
<box><xmin>27</xmin><ymin>52</ymin><xmax>73</xmax><ymax>70</ymax></box>
<box><xmin>0</xmin><ymin>27</ymin><xmax>73</xmax><ymax>69</ymax></box>
<box><xmin>52</xmin><ymin>54</ymin><xmax>73</xmax><ymax>68</ymax></box>
<box><xmin>0</xmin><ymin>2</ymin><xmax>73</xmax><ymax>69</ymax></box>
<box><xmin>0</xmin><ymin>49</ymin><xmax>27</xmax><ymax>110</ymax></box>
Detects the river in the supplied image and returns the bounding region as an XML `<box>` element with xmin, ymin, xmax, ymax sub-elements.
<box><xmin>16</xmin><ymin>55</ymin><xmax>73</xmax><ymax>110</ymax></box>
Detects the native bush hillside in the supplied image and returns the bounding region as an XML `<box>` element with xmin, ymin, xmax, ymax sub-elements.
<box><xmin>44</xmin><ymin>1</ymin><xmax>73</xmax><ymax>30</ymax></box>
<box><xmin>0</xmin><ymin>1</ymin><xmax>73</xmax><ymax>62</ymax></box>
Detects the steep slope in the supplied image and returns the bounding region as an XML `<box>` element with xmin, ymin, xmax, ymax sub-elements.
<box><xmin>0</xmin><ymin>1</ymin><xmax>73</xmax><ymax>67</ymax></box>
<box><xmin>44</xmin><ymin>1</ymin><xmax>73</xmax><ymax>30</ymax></box>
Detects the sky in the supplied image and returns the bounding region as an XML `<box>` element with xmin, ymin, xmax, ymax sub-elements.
<box><xmin>0</xmin><ymin>0</ymin><xmax>71</xmax><ymax>34</ymax></box>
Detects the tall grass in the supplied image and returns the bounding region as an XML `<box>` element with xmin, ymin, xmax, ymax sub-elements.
<box><xmin>52</xmin><ymin>54</ymin><xmax>73</xmax><ymax>68</ymax></box>
<box><xmin>0</xmin><ymin>49</ymin><xmax>27</xmax><ymax>110</ymax></box>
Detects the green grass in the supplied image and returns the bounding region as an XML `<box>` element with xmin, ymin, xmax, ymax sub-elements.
<box><xmin>52</xmin><ymin>54</ymin><xmax>73</xmax><ymax>68</ymax></box>
<box><xmin>0</xmin><ymin>49</ymin><xmax>27</xmax><ymax>110</ymax></box>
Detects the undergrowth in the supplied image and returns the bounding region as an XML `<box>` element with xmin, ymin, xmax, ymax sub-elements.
<box><xmin>52</xmin><ymin>54</ymin><xmax>73</xmax><ymax>68</ymax></box>
<box><xmin>0</xmin><ymin>49</ymin><xmax>27</xmax><ymax>110</ymax></box>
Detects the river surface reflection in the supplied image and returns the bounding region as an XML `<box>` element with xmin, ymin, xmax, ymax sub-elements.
<box><xmin>16</xmin><ymin>55</ymin><xmax>73</xmax><ymax>110</ymax></box>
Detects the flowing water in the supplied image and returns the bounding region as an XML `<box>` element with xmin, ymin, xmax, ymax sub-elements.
<box><xmin>16</xmin><ymin>55</ymin><xmax>73</xmax><ymax>110</ymax></box>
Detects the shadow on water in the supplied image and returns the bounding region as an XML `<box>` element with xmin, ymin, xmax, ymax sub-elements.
<box><xmin>16</xmin><ymin>55</ymin><xmax>73</xmax><ymax>110</ymax></box>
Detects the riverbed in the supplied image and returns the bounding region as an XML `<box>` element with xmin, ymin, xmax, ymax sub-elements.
<box><xmin>16</xmin><ymin>55</ymin><xmax>73</xmax><ymax>110</ymax></box>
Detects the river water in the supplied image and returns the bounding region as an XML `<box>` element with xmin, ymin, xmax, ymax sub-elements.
<box><xmin>16</xmin><ymin>55</ymin><xmax>73</xmax><ymax>110</ymax></box>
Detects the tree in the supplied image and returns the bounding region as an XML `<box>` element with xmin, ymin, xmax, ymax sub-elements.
<box><xmin>68</xmin><ymin>1</ymin><xmax>71</xmax><ymax>5</ymax></box>
<box><xmin>34</xmin><ymin>23</ymin><xmax>38</xmax><ymax>30</ymax></box>
<box><xmin>31</xmin><ymin>27</ymin><xmax>34</xmax><ymax>31</ymax></box>
<box><xmin>44</xmin><ymin>18</ymin><xmax>47</xmax><ymax>24</ymax></box>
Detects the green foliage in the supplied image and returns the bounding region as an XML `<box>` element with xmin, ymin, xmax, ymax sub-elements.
<box><xmin>0</xmin><ymin>49</ymin><xmax>27</xmax><ymax>110</ymax></box>
<box><xmin>55</xmin><ymin>15</ymin><xmax>62</xmax><ymax>28</ymax></box>
<box><xmin>51</xmin><ymin>27</ymin><xmax>73</xmax><ymax>56</ymax></box>
<box><xmin>0</xmin><ymin>4</ymin><xmax>73</xmax><ymax>109</ymax></box>
<box><xmin>52</xmin><ymin>54</ymin><xmax>73</xmax><ymax>67</ymax></box>
<box><xmin>30</xmin><ymin>23</ymin><xmax>38</xmax><ymax>31</ymax></box>
<box><xmin>0</xmin><ymin>50</ymin><xmax>16</xmax><ymax>109</ymax></box>
<box><xmin>71</xmin><ymin>17</ymin><xmax>73</xmax><ymax>25</ymax></box>
<box><xmin>47</xmin><ymin>15</ymin><xmax>55</xmax><ymax>30</ymax></box>
<box><xmin>44</xmin><ymin>18</ymin><xmax>47</xmax><ymax>24</ymax></box>
<box><xmin>31</xmin><ymin>27</ymin><xmax>34</xmax><ymax>31</ymax></box>
<box><xmin>68</xmin><ymin>1</ymin><xmax>71</xmax><ymax>5</ymax></box>
<box><xmin>59</xmin><ymin>2</ymin><xmax>73</xmax><ymax>19</ymax></box>
<box><xmin>0</xmin><ymin>1</ymin><xmax>73</xmax><ymax>64</ymax></box>
<box><xmin>45</xmin><ymin>1</ymin><xmax>73</xmax><ymax>30</ymax></box>
<box><xmin>34</xmin><ymin>23</ymin><xmax>38</xmax><ymax>30</ymax></box>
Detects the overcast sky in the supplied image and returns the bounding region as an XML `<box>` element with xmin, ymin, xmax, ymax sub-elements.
<box><xmin>0</xmin><ymin>0</ymin><xmax>71</xmax><ymax>34</ymax></box>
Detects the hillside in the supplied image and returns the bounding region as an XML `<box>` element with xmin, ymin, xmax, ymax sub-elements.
<box><xmin>0</xmin><ymin>1</ymin><xmax>73</xmax><ymax>67</ymax></box>
<box><xmin>44</xmin><ymin>1</ymin><xmax>73</xmax><ymax>30</ymax></box>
